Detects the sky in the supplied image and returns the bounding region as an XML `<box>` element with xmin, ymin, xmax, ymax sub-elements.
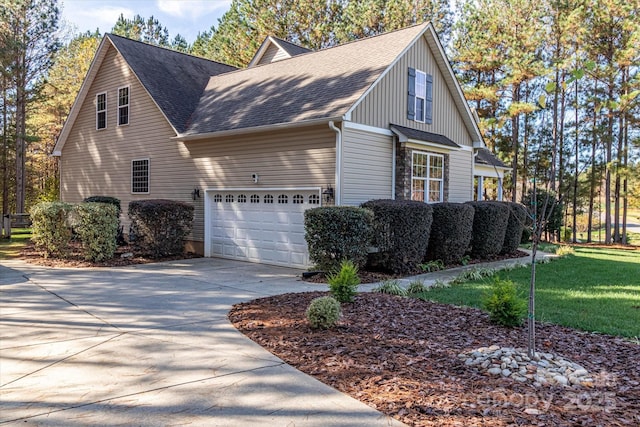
<box><xmin>59</xmin><ymin>0</ymin><xmax>232</xmax><ymax>43</ymax></box>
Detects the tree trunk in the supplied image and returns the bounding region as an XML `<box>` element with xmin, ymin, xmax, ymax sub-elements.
<box><xmin>572</xmin><ymin>78</ymin><xmax>579</xmax><ymax>243</ymax></box>
<box><xmin>511</xmin><ymin>84</ymin><xmax>520</xmax><ymax>203</ymax></box>
<box><xmin>587</xmin><ymin>81</ymin><xmax>598</xmax><ymax>243</ymax></box>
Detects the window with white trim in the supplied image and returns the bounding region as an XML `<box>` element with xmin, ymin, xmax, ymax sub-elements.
<box><xmin>96</xmin><ymin>93</ymin><xmax>107</xmax><ymax>129</ymax></box>
<box><xmin>118</xmin><ymin>86</ymin><xmax>129</xmax><ymax>126</ymax></box>
<box><xmin>131</xmin><ymin>159</ymin><xmax>149</xmax><ymax>193</ymax></box>
<box><xmin>411</xmin><ymin>151</ymin><xmax>443</xmax><ymax>203</ymax></box>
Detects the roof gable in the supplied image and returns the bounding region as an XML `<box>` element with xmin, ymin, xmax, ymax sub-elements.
<box><xmin>184</xmin><ymin>23</ymin><xmax>429</xmax><ymax>137</ymax></box>
<box><xmin>106</xmin><ymin>34</ymin><xmax>236</xmax><ymax>133</ymax></box>
<box><xmin>249</xmin><ymin>36</ymin><xmax>312</xmax><ymax>67</ymax></box>
<box><xmin>53</xmin><ymin>34</ymin><xmax>237</xmax><ymax>155</ymax></box>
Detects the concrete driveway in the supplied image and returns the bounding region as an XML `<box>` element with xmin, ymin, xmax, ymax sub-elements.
<box><xmin>0</xmin><ymin>258</ymin><xmax>403</xmax><ymax>426</ymax></box>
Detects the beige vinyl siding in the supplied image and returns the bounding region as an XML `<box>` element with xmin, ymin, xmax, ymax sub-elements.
<box><xmin>257</xmin><ymin>43</ymin><xmax>291</xmax><ymax>65</ymax></box>
<box><xmin>351</xmin><ymin>35</ymin><xmax>473</xmax><ymax>148</ymax></box>
<box><xmin>60</xmin><ymin>44</ymin><xmax>336</xmax><ymax>247</ymax></box>
<box><xmin>341</xmin><ymin>127</ymin><xmax>393</xmax><ymax>205</ymax></box>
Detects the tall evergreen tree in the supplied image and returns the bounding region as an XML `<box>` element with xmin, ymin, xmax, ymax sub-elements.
<box><xmin>0</xmin><ymin>0</ymin><xmax>60</xmax><ymax>214</ymax></box>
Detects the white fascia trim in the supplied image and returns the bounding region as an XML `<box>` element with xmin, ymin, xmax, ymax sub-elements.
<box><xmin>205</xmin><ymin>187</ymin><xmax>322</xmax><ymax>192</ymax></box>
<box><xmin>407</xmin><ymin>138</ymin><xmax>461</xmax><ymax>151</ymax></box>
<box><xmin>459</xmin><ymin>145</ymin><xmax>473</xmax><ymax>151</ymax></box>
<box><xmin>343</xmin><ymin>22</ymin><xmax>430</xmax><ymax>119</ymax></box>
<box><xmin>343</xmin><ymin>121</ymin><xmax>394</xmax><ymax>136</ymax></box>
<box><xmin>52</xmin><ymin>36</ymin><xmax>110</xmax><ymax>156</ymax></box>
<box><xmin>174</xmin><ymin>117</ymin><xmax>340</xmax><ymax>141</ymax></box>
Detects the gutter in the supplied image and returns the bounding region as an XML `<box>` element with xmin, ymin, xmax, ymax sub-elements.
<box><xmin>173</xmin><ymin>117</ymin><xmax>341</xmax><ymax>142</ymax></box>
<box><xmin>328</xmin><ymin>121</ymin><xmax>342</xmax><ymax>205</ymax></box>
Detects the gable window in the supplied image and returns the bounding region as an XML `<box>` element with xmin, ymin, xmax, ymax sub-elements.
<box><xmin>96</xmin><ymin>93</ymin><xmax>107</xmax><ymax>129</ymax></box>
<box><xmin>407</xmin><ymin>68</ymin><xmax>433</xmax><ymax>124</ymax></box>
<box><xmin>131</xmin><ymin>159</ymin><xmax>149</xmax><ymax>194</ymax></box>
<box><xmin>411</xmin><ymin>151</ymin><xmax>443</xmax><ymax>203</ymax></box>
<box><xmin>118</xmin><ymin>86</ymin><xmax>129</xmax><ymax>126</ymax></box>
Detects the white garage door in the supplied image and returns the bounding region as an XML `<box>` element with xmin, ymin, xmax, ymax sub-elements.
<box><xmin>205</xmin><ymin>189</ymin><xmax>321</xmax><ymax>268</ymax></box>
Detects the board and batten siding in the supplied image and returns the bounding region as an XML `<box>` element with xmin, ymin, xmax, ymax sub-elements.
<box><xmin>60</xmin><ymin>43</ymin><xmax>336</xmax><ymax>253</ymax></box>
<box><xmin>341</xmin><ymin>127</ymin><xmax>393</xmax><ymax>205</ymax></box>
<box><xmin>351</xmin><ymin>34</ymin><xmax>474</xmax><ymax>149</ymax></box>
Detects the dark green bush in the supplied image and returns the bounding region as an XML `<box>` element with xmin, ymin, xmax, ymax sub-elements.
<box><xmin>306</xmin><ymin>296</ymin><xmax>341</xmax><ymax>329</ymax></box>
<box><xmin>84</xmin><ymin>196</ymin><xmax>124</xmax><ymax>245</ymax></box>
<box><xmin>128</xmin><ymin>199</ymin><xmax>194</xmax><ymax>258</ymax></box>
<box><xmin>73</xmin><ymin>203</ymin><xmax>118</xmax><ymax>262</ymax></box>
<box><xmin>426</xmin><ymin>203</ymin><xmax>474</xmax><ymax>265</ymax></box>
<box><xmin>304</xmin><ymin>206</ymin><xmax>373</xmax><ymax>272</ymax></box>
<box><xmin>361</xmin><ymin>199</ymin><xmax>433</xmax><ymax>274</ymax></box>
<box><xmin>482</xmin><ymin>278</ymin><xmax>526</xmax><ymax>327</ymax></box>
<box><xmin>521</xmin><ymin>188</ymin><xmax>562</xmax><ymax>237</ymax></box>
<box><xmin>30</xmin><ymin>202</ymin><xmax>73</xmax><ymax>258</ymax></box>
<box><xmin>327</xmin><ymin>260</ymin><xmax>360</xmax><ymax>303</ymax></box>
<box><xmin>466</xmin><ymin>201</ymin><xmax>510</xmax><ymax>258</ymax></box>
<box><xmin>502</xmin><ymin>202</ymin><xmax>527</xmax><ymax>254</ymax></box>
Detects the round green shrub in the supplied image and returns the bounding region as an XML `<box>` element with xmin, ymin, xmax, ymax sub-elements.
<box><xmin>74</xmin><ymin>203</ymin><xmax>118</xmax><ymax>262</ymax></box>
<box><xmin>29</xmin><ymin>202</ymin><xmax>73</xmax><ymax>258</ymax></box>
<box><xmin>306</xmin><ymin>296</ymin><xmax>341</xmax><ymax>329</ymax></box>
<box><xmin>466</xmin><ymin>201</ymin><xmax>510</xmax><ymax>258</ymax></box>
<box><xmin>502</xmin><ymin>202</ymin><xmax>527</xmax><ymax>254</ymax></box>
<box><xmin>426</xmin><ymin>203</ymin><xmax>474</xmax><ymax>265</ymax></box>
<box><xmin>304</xmin><ymin>206</ymin><xmax>373</xmax><ymax>272</ymax></box>
<box><xmin>361</xmin><ymin>199</ymin><xmax>433</xmax><ymax>274</ymax></box>
<box><xmin>482</xmin><ymin>278</ymin><xmax>526</xmax><ymax>327</ymax></box>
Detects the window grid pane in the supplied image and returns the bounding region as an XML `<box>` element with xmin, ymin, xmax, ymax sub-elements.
<box><xmin>131</xmin><ymin>160</ymin><xmax>149</xmax><ymax>193</ymax></box>
<box><xmin>118</xmin><ymin>87</ymin><xmax>129</xmax><ymax>126</ymax></box>
<box><xmin>411</xmin><ymin>151</ymin><xmax>443</xmax><ymax>203</ymax></box>
<box><xmin>96</xmin><ymin>93</ymin><xmax>106</xmax><ymax>129</ymax></box>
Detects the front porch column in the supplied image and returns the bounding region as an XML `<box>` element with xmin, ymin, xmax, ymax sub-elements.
<box><xmin>476</xmin><ymin>176</ymin><xmax>484</xmax><ymax>201</ymax></box>
<box><xmin>497</xmin><ymin>177</ymin><xmax>503</xmax><ymax>201</ymax></box>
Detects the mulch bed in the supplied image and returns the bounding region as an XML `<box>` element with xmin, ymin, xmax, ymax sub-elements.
<box><xmin>20</xmin><ymin>242</ymin><xmax>201</xmax><ymax>268</ymax></box>
<box><xmin>304</xmin><ymin>250</ymin><xmax>530</xmax><ymax>284</ymax></box>
<box><xmin>229</xmin><ymin>292</ymin><xmax>640</xmax><ymax>427</ymax></box>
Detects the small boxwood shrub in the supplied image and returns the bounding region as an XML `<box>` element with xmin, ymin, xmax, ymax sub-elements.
<box><xmin>501</xmin><ymin>202</ymin><xmax>527</xmax><ymax>254</ymax></box>
<box><xmin>74</xmin><ymin>203</ymin><xmax>118</xmax><ymax>262</ymax></box>
<box><xmin>466</xmin><ymin>201</ymin><xmax>510</xmax><ymax>258</ymax></box>
<box><xmin>327</xmin><ymin>260</ymin><xmax>360</xmax><ymax>303</ymax></box>
<box><xmin>361</xmin><ymin>199</ymin><xmax>433</xmax><ymax>274</ymax></box>
<box><xmin>482</xmin><ymin>278</ymin><xmax>526</xmax><ymax>327</ymax></box>
<box><xmin>426</xmin><ymin>203</ymin><xmax>474</xmax><ymax>265</ymax></box>
<box><xmin>306</xmin><ymin>296</ymin><xmax>341</xmax><ymax>329</ymax></box>
<box><xmin>128</xmin><ymin>199</ymin><xmax>194</xmax><ymax>258</ymax></box>
<box><xmin>30</xmin><ymin>201</ymin><xmax>73</xmax><ymax>258</ymax></box>
<box><xmin>304</xmin><ymin>206</ymin><xmax>373</xmax><ymax>272</ymax></box>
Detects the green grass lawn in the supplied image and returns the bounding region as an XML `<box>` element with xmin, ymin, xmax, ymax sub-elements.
<box><xmin>416</xmin><ymin>246</ymin><xmax>640</xmax><ymax>339</ymax></box>
<box><xmin>0</xmin><ymin>228</ymin><xmax>31</xmax><ymax>259</ymax></box>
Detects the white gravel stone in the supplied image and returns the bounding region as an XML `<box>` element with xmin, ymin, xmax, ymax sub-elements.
<box><xmin>457</xmin><ymin>346</ymin><xmax>591</xmax><ymax>388</ymax></box>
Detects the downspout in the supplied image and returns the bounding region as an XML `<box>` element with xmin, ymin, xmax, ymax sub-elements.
<box><xmin>329</xmin><ymin>121</ymin><xmax>342</xmax><ymax>205</ymax></box>
<box><xmin>391</xmin><ymin>136</ymin><xmax>396</xmax><ymax>199</ymax></box>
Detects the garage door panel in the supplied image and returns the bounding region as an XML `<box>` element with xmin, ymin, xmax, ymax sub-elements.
<box><xmin>208</xmin><ymin>189</ymin><xmax>317</xmax><ymax>268</ymax></box>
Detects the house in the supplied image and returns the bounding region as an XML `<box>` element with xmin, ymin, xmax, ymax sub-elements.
<box><xmin>52</xmin><ymin>22</ymin><xmax>508</xmax><ymax>269</ymax></box>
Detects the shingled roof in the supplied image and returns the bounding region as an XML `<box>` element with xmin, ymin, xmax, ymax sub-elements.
<box><xmin>475</xmin><ymin>148</ymin><xmax>509</xmax><ymax>169</ymax></box>
<box><xmin>107</xmin><ymin>34</ymin><xmax>237</xmax><ymax>134</ymax></box>
<box><xmin>183</xmin><ymin>23</ymin><xmax>429</xmax><ymax>136</ymax></box>
<box><xmin>390</xmin><ymin>124</ymin><xmax>461</xmax><ymax>149</ymax></box>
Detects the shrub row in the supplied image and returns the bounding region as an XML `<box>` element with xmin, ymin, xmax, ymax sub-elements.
<box><xmin>305</xmin><ymin>200</ymin><xmax>527</xmax><ymax>273</ymax></box>
<box><xmin>30</xmin><ymin>198</ymin><xmax>194</xmax><ymax>261</ymax></box>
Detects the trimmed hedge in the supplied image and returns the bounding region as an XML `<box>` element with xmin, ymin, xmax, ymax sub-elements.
<box><xmin>84</xmin><ymin>196</ymin><xmax>124</xmax><ymax>245</ymax></box>
<box><xmin>30</xmin><ymin>202</ymin><xmax>73</xmax><ymax>258</ymax></box>
<box><xmin>128</xmin><ymin>199</ymin><xmax>194</xmax><ymax>258</ymax></box>
<box><xmin>304</xmin><ymin>206</ymin><xmax>373</xmax><ymax>272</ymax></box>
<box><xmin>73</xmin><ymin>203</ymin><xmax>118</xmax><ymax>262</ymax></box>
<box><xmin>466</xmin><ymin>201</ymin><xmax>510</xmax><ymax>258</ymax></box>
<box><xmin>426</xmin><ymin>203</ymin><xmax>474</xmax><ymax>265</ymax></box>
<box><xmin>361</xmin><ymin>199</ymin><xmax>433</xmax><ymax>274</ymax></box>
<box><xmin>83</xmin><ymin>196</ymin><xmax>121</xmax><ymax>216</ymax></box>
<box><xmin>502</xmin><ymin>202</ymin><xmax>527</xmax><ymax>254</ymax></box>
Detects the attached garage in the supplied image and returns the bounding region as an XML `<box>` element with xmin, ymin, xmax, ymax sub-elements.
<box><xmin>204</xmin><ymin>188</ymin><xmax>322</xmax><ymax>268</ymax></box>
